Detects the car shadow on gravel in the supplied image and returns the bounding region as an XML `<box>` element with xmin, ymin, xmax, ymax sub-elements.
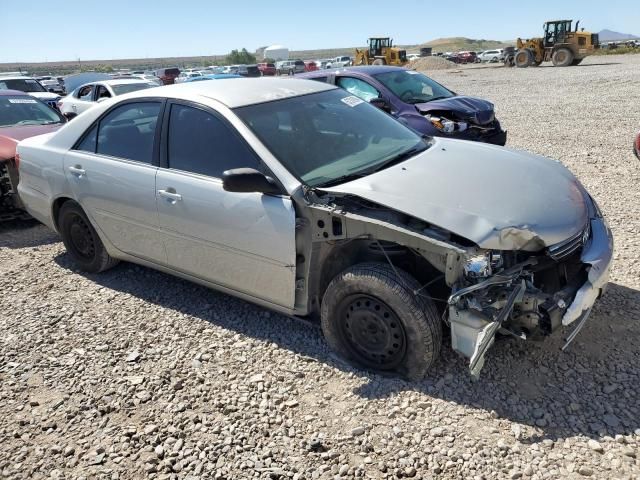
<box><xmin>0</xmin><ymin>219</ymin><xmax>60</xmax><ymax>249</ymax></box>
<box><xmin>53</xmin><ymin>252</ymin><xmax>639</xmax><ymax>442</ymax></box>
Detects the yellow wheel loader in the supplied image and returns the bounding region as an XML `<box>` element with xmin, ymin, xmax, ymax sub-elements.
<box><xmin>354</xmin><ymin>37</ymin><xmax>409</xmax><ymax>66</ymax></box>
<box><xmin>505</xmin><ymin>20</ymin><xmax>599</xmax><ymax>68</ymax></box>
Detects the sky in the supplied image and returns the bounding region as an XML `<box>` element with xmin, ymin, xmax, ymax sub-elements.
<box><xmin>2</xmin><ymin>0</ymin><xmax>639</xmax><ymax>63</ymax></box>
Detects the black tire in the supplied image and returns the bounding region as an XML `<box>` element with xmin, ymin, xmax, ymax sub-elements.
<box><xmin>571</xmin><ymin>58</ymin><xmax>584</xmax><ymax>66</ymax></box>
<box><xmin>321</xmin><ymin>262</ymin><xmax>442</xmax><ymax>380</ymax></box>
<box><xmin>58</xmin><ymin>201</ymin><xmax>119</xmax><ymax>273</ymax></box>
<box><xmin>515</xmin><ymin>49</ymin><xmax>532</xmax><ymax>68</ymax></box>
<box><xmin>552</xmin><ymin>48</ymin><xmax>573</xmax><ymax>67</ymax></box>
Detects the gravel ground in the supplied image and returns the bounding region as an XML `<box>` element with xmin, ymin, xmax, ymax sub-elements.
<box><xmin>1</xmin><ymin>54</ymin><xmax>639</xmax><ymax>480</ymax></box>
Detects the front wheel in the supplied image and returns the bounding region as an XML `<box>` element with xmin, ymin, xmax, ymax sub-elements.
<box><xmin>58</xmin><ymin>201</ymin><xmax>119</xmax><ymax>273</ymax></box>
<box><xmin>321</xmin><ymin>263</ymin><xmax>442</xmax><ymax>380</ymax></box>
<box><xmin>552</xmin><ymin>48</ymin><xmax>574</xmax><ymax>67</ymax></box>
<box><xmin>515</xmin><ymin>49</ymin><xmax>532</xmax><ymax>68</ymax></box>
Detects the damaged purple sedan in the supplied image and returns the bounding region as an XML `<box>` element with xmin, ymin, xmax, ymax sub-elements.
<box><xmin>299</xmin><ymin>65</ymin><xmax>507</xmax><ymax>145</ymax></box>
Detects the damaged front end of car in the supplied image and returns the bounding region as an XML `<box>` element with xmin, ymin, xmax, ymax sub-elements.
<box><xmin>303</xmin><ymin>184</ymin><xmax>613</xmax><ymax>379</ymax></box>
<box><xmin>448</xmin><ymin>201</ymin><xmax>613</xmax><ymax>378</ymax></box>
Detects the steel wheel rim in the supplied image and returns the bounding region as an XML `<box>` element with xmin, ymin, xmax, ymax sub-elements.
<box><xmin>556</xmin><ymin>51</ymin><xmax>568</xmax><ymax>63</ymax></box>
<box><xmin>68</xmin><ymin>214</ymin><xmax>95</xmax><ymax>260</ymax></box>
<box><xmin>338</xmin><ymin>294</ymin><xmax>407</xmax><ymax>369</ymax></box>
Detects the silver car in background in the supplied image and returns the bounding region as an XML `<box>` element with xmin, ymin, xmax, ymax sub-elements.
<box><xmin>17</xmin><ymin>78</ymin><xmax>613</xmax><ymax>380</ymax></box>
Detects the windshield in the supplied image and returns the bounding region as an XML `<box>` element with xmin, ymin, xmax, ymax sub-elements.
<box><xmin>111</xmin><ymin>83</ymin><xmax>153</xmax><ymax>95</ymax></box>
<box><xmin>235</xmin><ymin>89</ymin><xmax>427</xmax><ymax>188</ymax></box>
<box><xmin>373</xmin><ymin>70</ymin><xmax>454</xmax><ymax>104</ymax></box>
<box><xmin>0</xmin><ymin>95</ymin><xmax>64</xmax><ymax>127</ymax></box>
<box><xmin>0</xmin><ymin>78</ymin><xmax>47</xmax><ymax>93</ymax></box>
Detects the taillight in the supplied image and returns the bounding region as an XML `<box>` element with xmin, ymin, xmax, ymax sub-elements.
<box><xmin>14</xmin><ymin>152</ymin><xmax>20</xmax><ymax>169</ymax></box>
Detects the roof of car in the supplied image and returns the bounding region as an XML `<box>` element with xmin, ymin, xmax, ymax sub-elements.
<box><xmin>0</xmin><ymin>76</ymin><xmax>35</xmax><ymax>81</ymax></box>
<box><xmin>101</xmin><ymin>79</ymin><xmax>153</xmax><ymax>85</ymax></box>
<box><xmin>0</xmin><ymin>89</ymin><xmax>31</xmax><ymax>96</ymax></box>
<box><xmin>301</xmin><ymin>65</ymin><xmax>409</xmax><ymax>77</ymax></box>
<box><xmin>126</xmin><ymin>77</ymin><xmax>336</xmax><ymax>108</ymax></box>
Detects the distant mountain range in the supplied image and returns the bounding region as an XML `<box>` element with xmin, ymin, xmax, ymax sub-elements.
<box><xmin>598</xmin><ymin>29</ymin><xmax>639</xmax><ymax>42</ymax></box>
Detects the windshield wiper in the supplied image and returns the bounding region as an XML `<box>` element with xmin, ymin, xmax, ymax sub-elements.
<box><xmin>314</xmin><ymin>171</ymin><xmax>370</xmax><ymax>188</ymax></box>
<box><xmin>313</xmin><ymin>144</ymin><xmax>429</xmax><ymax>189</ymax></box>
<box><xmin>368</xmin><ymin>144</ymin><xmax>428</xmax><ymax>173</ymax></box>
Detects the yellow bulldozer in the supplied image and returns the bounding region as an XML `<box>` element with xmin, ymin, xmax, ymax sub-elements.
<box><xmin>354</xmin><ymin>37</ymin><xmax>408</xmax><ymax>66</ymax></box>
<box><xmin>505</xmin><ymin>20</ymin><xmax>599</xmax><ymax>67</ymax></box>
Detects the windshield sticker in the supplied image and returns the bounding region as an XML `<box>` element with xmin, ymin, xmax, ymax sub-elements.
<box><xmin>8</xmin><ymin>98</ymin><xmax>38</xmax><ymax>104</ymax></box>
<box><xmin>341</xmin><ymin>96</ymin><xmax>364</xmax><ymax>107</ymax></box>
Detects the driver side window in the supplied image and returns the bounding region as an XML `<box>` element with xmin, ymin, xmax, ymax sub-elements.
<box><xmin>335</xmin><ymin>77</ymin><xmax>380</xmax><ymax>102</ymax></box>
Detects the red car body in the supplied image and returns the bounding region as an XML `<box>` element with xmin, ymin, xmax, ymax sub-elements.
<box><xmin>304</xmin><ymin>61</ymin><xmax>319</xmax><ymax>72</ymax></box>
<box><xmin>456</xmin><ymin>51</ymin><xmax>478</xmax><ymax>64</ymax></box>
<box><xmin>0</xmin><ymin>90</ymin><xmax>66</xmax><ymax>220</ymax></box>
<box><xmin>634</xmin><ymin>131</ymin><xmax>640</xmax><ymax>160</ymax></box>
<box><xmin>257</xmin><ymin>63</ymin><xmax>276</xmax><ymax>76</ymax></box>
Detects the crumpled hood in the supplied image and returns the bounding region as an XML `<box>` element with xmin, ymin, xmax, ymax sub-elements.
<box><xmin>322</xmin><ymin>138</ymin><xmax>589</xmax><ymax>251</ymax></box>
<box><xmin>415</xmin><ymin>95</ymin><xmax>495</xmax><ymax>125</ymax></box>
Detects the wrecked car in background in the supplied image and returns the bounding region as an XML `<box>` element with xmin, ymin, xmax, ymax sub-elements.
<box><xmin>0</xmin><ymin>90</ymin><xmax>66</xmax><ymax>220</ymax></box>
<box><xmin>299</xmin><ymin>66</ymin><xmax>507</xmax><ymax>145</ymax></box>
<box><xmin>17</xmin><ymin>78</ymin><xmax>612</xmax><ymax>379</ymax></box>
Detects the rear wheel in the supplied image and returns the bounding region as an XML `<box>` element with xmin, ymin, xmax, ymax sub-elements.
<box><xmin>321</xmin><ymin>263</ymin><xmax>442</xmax><ymax>380</ymax></box>
<box><xmin>552</xmin><ymin>48</ymin><xmax>574</xmax><ymax>67</ymax></box>
<box><xmin>515</xmin><ymin>49</ymin><xmax>532</xmax><ymax>68</ymax></box>
<box><xmin>58</xmin><ymin>201</ymin><xmax>119</xmax><ymax>273</ymax></box>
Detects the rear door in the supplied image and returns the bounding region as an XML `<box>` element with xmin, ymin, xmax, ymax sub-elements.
<box><xmin>72</xmin><ymin>84</ymin><xmax>96</xmax><ymax>115</ymax></box>
<box><xmin>155</xmin><ymin>101</ymin><xmax>296</xmax><ymax>308</ymax></box>
<box><xmin>64</xmin><ymin>100</ymin><xmax>166</xmax><ymax>263</ymax></box>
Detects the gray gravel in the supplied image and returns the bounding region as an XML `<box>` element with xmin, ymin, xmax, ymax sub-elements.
<box><xmin>1</xmin><ymin>54</ymin><xmax>640</xmax><ymax>479</ymax></box>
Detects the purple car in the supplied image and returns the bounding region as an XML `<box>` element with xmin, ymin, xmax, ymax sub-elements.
<box><xmin>298</xmin><ymin>65</ymin><xmax>506</xmax><ymax>145</ymax></box>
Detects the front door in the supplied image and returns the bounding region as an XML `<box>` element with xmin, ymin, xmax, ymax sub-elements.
<box><xmin>64</xmin><ymin>100</ymin><xmax>166</xmax><ymax>263</ymax></box>
<box><xmin>155</xmin><ymin>102</ymin><xmax>296</xmax><ymax>308</ymax></box>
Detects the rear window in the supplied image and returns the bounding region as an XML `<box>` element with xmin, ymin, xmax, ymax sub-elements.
<box><xmin>295</xmin><ymin>60</ymin><xmax>304</xmax><ymax>66</ymax></box>
<box><xmin>267</xmin><ymin>63</ymin><xmax>275</xmax><ymax>68</ymax></box>
<box><xmin>158</xmin><ymin>68</ymin><xmax>180</xmax><ymax>76</ymax></box>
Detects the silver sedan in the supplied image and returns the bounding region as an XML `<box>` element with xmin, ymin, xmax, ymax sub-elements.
<box><xmin>17</xmin><ymin>78</ymin><xmax>613</xmax><ymax>380</ymax></box>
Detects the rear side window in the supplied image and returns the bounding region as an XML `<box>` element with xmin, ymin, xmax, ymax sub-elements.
<box><xmin>167</xmin><ymin>104</ymin><xmax>259</xmax><ymax>178</ymax></box>
<box><xmin>75</xmin><ymin>102</ymin><xmax>161</xmax><ymax>163</ymax></box>
<box><xmin>309</xmin><ymin>76</ymin><xmax>328</xmax><ymax>83</ymax></box>
<box><xmin>336</xmin><ymin>77</ymin><xmax>380</xmax><ymax>102</ymax></box>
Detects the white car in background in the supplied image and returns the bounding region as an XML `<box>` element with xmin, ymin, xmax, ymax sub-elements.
<box><xmin>325</xmin><ymin>56</ymin><xmax>352</xmax><ymax>69</ymax></box>
<box><xmin>478</xmin><ymin>49</ymin><xmax>505</xmax><ymax>63</ymax></box>
<box><xmin>58</xmin><ymin>79</ymin><xmax>154</xmax><ymax>119</ymax></box>
<box><xmin>0</xmin><ymin>75</ymin><xmax>61</xmax><ymax>110</ymax></box>
<box><xmin>407</xmin><ymin>53</ymin><xmax>421</xmax><ymax>61</ymax></box>
<box><xmin>175</xmin><ymin>71</ymin><xmax>204</xmax><ymax>83</ymax></box>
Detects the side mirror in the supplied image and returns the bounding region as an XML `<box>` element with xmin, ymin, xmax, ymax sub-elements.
<box><xmin>370</xmin><ymin>97</ymin><xmax>391</xmax><ymax>112</ymax></box>
<box><xmin>222</xmin><ymin>168</ymin><xmax>281</xmax><ymax>195</ymax></box>
<box><xmin>47</xmin><ymin>88</ymin><xmax>56</xmax><ymax>93</ymax></box>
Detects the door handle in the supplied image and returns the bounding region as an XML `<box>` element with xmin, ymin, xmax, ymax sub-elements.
<box><xmin>68</xmin><ymin>165</ymin><xmax>86</xmax><ymax>176</ymax></box>
<box><xmin>158</xmin><ymin>189</ymin><xmax>183</xmax><ymax>202</ymax></box>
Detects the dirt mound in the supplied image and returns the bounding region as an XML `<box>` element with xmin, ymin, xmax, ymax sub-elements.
<box><xmin>408</xmin><ymin>56</ymin><xmax>457</xmax><ymax>71</ymax></box>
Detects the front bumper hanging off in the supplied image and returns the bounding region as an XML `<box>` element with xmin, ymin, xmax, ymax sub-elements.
<box><xmin>448</xmin><ymin>216</ymin><xmax>614</xmax><ymax>378</ymax></box>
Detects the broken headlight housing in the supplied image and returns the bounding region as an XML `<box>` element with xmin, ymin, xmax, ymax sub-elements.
<box><xmin>427</xmin><ymin>115</ymin><xmax>468</xmax><ymax>133</ymax></box>
<box><xmin>463</xmin><ymin>251</ymin><xmax>503</xmax><ymax>280</ymax></box>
